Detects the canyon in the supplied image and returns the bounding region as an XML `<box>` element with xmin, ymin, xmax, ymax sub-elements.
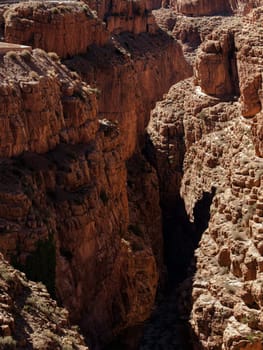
<box><xmin>0</xmin><ymin>0</ymin><xmax>262</xmax><ymax>349</ymax></box>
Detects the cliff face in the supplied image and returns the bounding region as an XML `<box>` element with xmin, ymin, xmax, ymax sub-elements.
<box><xmin>1</xmin><ymin>0</ymin><xmax>262</xmax><ymax>349</ymax></box>
<box><xmin>0</xmin><ymin>0</ymin><xmax>193</xmax><ymax>347</ymax></box>
<box><xmin>65</xmin><ymin>31</ymin><xmax>192</xmax><ymax>159</ymax></box>
<box><xmin>171</xmin><ymin>0</ymin><xmax>232</xmax><ymax>16</ymax></box>
<box><xmin>147</xmin><ymin>5</ymin><xmax>263</xmax><ymax>350</ymax></box>
<box><xmin>1</xmin><ymin>1</ymin><xmax>192</xmax><ymax>159</ymax></box>
<box><xmin>4</xmin><ymin>2</ymin><xmax>109</xmax><ymax>59</ymax></box>
<box><xmin>169</xmin><ymin>0</ymin><xmax>263</xmax><ymax>15</ymax></box>
<box><xmin>0</xmin><ymin>49</ymin><xmax>160</xmax><ymax>348</ymax></box>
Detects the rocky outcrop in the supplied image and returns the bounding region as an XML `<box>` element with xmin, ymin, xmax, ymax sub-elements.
<box><xmin>4</xmin><ymin>2</ymin><xmax>109</xmax><ymax>59</ymax></box>
<box><xmin>0</xmin><ymin>0</ymin><xmax>194</xmax><ymax>346</ymax></box>
<box><xmin>147</xmin><ymin>6</ymin><xmax>263</xmax><ymax>350</ymax></box>
<box><xmin>0</xmin><ymin>49</ymin><xmax>98</xmax><ymax>157</ymax></box>
<box><xmin>0</xmin><ymin>253</ymin><xmax>88</xmax><ymax>349</ymax></box>
<box><xmin>169</xmin><ymin>0</ymin><xmax>263</xmax><ymax>16</ymax></box>
<box><xmin>195</xmin><ymin>29</ymin><xmax>239</xmax><ymax>98</ymax></box>
<box><xmin>101</xmin><ymin>0</ymin><xmax>158</xmax><ymax>34</ymax></box>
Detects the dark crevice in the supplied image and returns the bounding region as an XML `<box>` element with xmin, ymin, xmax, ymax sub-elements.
<box><xmin>139</xmin><ymin>189</ymin><xmax>216</xmax><ymax>350</ymax></box>
<box><xmin>164</xmin><ymin>188</ymin><xmax>216</xmax><ymax>287</ymax></box>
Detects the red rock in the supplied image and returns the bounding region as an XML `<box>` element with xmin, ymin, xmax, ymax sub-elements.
<box><xmin>172</xmin><ymin>0</ymin><xmax>232</xmax><ymax>16</ymax></box>
<box><xmin>4</xmin><ymin>2</ymin><xmax>109</xmax><ymax>59</ymax></box>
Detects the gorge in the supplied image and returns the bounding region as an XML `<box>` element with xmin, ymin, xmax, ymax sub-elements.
<box><xmin>0</xmin><ymin>0</ymin><xmax>262</xmax><ymax>349</ymax></box>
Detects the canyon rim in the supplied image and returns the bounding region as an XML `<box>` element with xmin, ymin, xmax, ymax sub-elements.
<box><xmin>0</xmin><ymin>0</ymin><xmax>262</xmax><ymax>349</ymax></box>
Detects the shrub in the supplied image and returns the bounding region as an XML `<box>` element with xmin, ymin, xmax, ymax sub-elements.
<box><xmin>48</xmin><ymin>52</ymin><xmax>60</xmax><ymax>62</ymax></box>
<box><xmin>5</xmin><ymin>51</ymin><xmax>17</xmax><ymax>60</ymax></box>
<box><xmin>20</xmin><ymin>50</ymin><xmax>31</xmax><ymax>61</ymax></box>
<box><xmin>0</xmin><ymin>336</ymin><xmax>17</xmax><ymax>350</ymax></box>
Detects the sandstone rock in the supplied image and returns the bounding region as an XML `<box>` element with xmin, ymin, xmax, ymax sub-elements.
<box><xmin>66</xmin><ymin>31</ymin><xmax>192</xmax><ymax>159</ymax></box>
<box><xmin>4</xmin><ymin>2</ymin><xmax>109</xmax><ymax>58</ymax></box>
<box><xmin>195</xmin><ymin>30</ymin><xmax>239</xmax><ymax>98</ymax></box>
<box><xmin>146</xmin><ymin>8</ymin><xmax>263</xmax><ymax>348</ymax></box>
<box><xmin>172</xmin><ymin>0</ymin><xmax>232</xmax><ymax>16</ymax></box>
<box><xmin>86</xmin><ymin>0</ymin><xmax>162</xmax><ymax>21</ymax></box>
<box><xmin>0</xmin><ymin>49</ymin><xmax>98</xmax><ymax>158</ymax></box>
<box><xmin>0</xmin><ymin>49</ymin><xmax>160</xmax><ymax>348</ymax></box>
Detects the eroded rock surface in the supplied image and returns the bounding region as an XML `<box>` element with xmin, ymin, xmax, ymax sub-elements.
<box><xmin>65</xmin><ymin>31</ymin><xmax>192</xmax><ymax>159</ymax></box>
<box><xmin>147</xmin><ymin>6</ymin><xmax>263</xmax><ymax>350</ymax></box>
<box><xmin>172</xmin><ymin>0</ymin><xmax>232</xmax><ymax>16</ymax></box>
<box><xmin>0</xmin><ymin>253</ymin><xmax>88</xmax><ymax>349</ymax></box>
<box><xmin>4</xmin><ymin>2</ymin><xmax>109</xmax><ymax>58</ymax></box>
<box><xmin>0</xmin><ymin>50</ymin><xmax>159</xmax><ymax>349</ymax></box>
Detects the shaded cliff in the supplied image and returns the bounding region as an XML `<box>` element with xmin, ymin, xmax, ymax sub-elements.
<box><xmin>0</xmin><ymin>49</ymin><xmax>160</xmax><ymax>348</ymax></box>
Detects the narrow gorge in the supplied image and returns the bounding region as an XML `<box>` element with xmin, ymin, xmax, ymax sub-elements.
<box><xmin>0</xmin><ymin>0</ymin><xmax>262</xmax><ymax>349</ymax></box>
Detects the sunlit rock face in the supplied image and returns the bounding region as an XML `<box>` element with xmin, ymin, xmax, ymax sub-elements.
<box><xmin>147</xmin><ymin>5</ymin><xmax>263</xmax><ymax>350</ymax></box>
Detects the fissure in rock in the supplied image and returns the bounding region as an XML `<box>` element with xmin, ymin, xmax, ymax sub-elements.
<box><xmin>139</xmin><ymin>189</ymin><xmax>215</xmax><ymax>350</ymax></box>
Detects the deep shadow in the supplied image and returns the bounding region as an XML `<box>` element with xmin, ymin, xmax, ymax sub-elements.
<box><xmin>163</xmin><ymin>190</ymin><xmax>215</xmax><ymax>287</ymax></box>
<box><xmin>138</xmin><ymin>189</ymin><xmax>216</xmax><ymax>350</ymax></box>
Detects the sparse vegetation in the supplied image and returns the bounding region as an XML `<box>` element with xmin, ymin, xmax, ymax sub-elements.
<box><xmin>5</xmin><ymin>51</ymin><xmax>18</xmax><ymax>60</ymax></box>
<box><xmin>100</xmin><ymin>189</ymin><xmax>109</xmax><ymax>205</ymax></box>
<box><xmin>0</xmin><ymin>336</ymin><xmax>17</xmax><ymax>350</ymax></box>
<box><xmin>29</xmin><ymin>71</ymin><xmax>39</xmax><ymax>80</ymax></box>
<box><xmin>246</xmin><ymin>333</ymin><xmax>257</xmax><ymax>344</ymax></box>
<box><xmin>48</xmin><ymin>51</ymin><xmax>60</xmax><ymax>62</ymax></box>
<box><xmin>198</xmin><ymin>110</ymin><xmax>207</xmax><ymax>119</ymax></box>
<box><xmin>224</xmin><ymin>281</ymin><xmax>236</xmax><ymax>294</ymax></box>
<box><xmin>20</xmin><ymin>50</ymin><xmax>31</xmax><ymax>61</ymax></box>
<box><xmin>25</xmin><ymin>295</ymin><xmax>56</xmax><ymax>318</ymax></box>
<box><xmin>13</xmin><ymin>237</ymin><xmax>56</xmax><ymax>298</ymax></box>
<box><xmin>0</xmin><ymin>265</ymin><xmax>12</xmax><ymax>282</ymax></box>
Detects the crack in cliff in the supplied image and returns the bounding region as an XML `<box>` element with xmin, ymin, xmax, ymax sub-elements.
<box><xmin>138</xmin><ymin>184</ymin><xmax>215</xmax><ymax>350</ymax></box>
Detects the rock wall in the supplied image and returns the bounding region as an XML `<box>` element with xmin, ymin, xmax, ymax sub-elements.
<box><xmin>195</xmin><ymin>29</ymin><xmax>239</xmax><ymax>98</ymax></box>
<box><xmin>147</xmin><ymin>6</ymin><xmax>263</xmax><ymax>350</ymax></box>
<box><xmin>0</xmin><ymin>0</ymin><xmax>195</xmax><ymax>347</ymax></box>
<box><xmin>85</xmin><ymin>0</ymin><xmax>162</xmax><ymax>22</ymax></box>
<box><xmin>171</xmin><ymin>0</ymin><xmax>232</xmax><ymax>16</ymax></box>
<box><xmin>0</xmin><ymin>50</ymin><xmax>159</xmax><ymax>348</ymax></box>
<box><xmin>169</xmin><ymin>0</ymin><xmax>263</xmax><ymax>16</ymax></box>
<box><xmin>4</xmin><ymin>2</ymin><xmax>109</xmax><ymax>59</ymax></box>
